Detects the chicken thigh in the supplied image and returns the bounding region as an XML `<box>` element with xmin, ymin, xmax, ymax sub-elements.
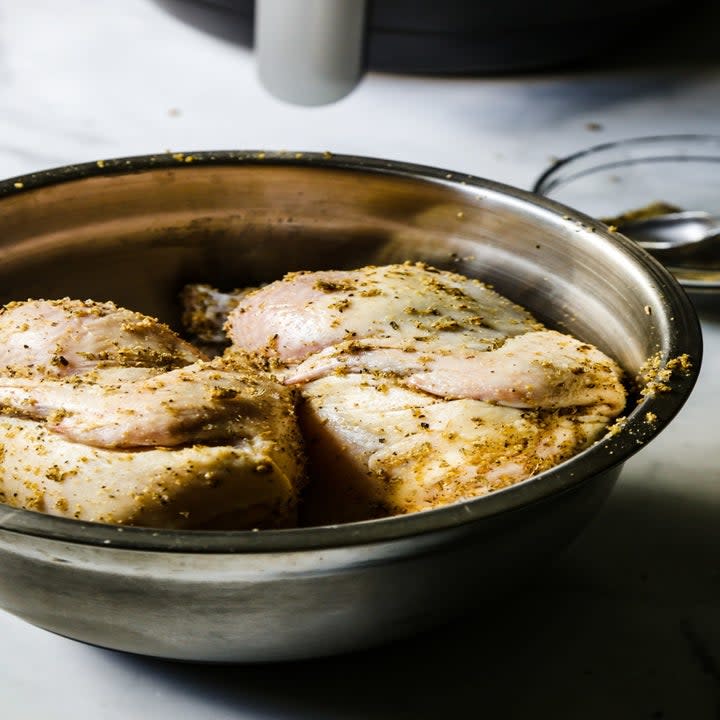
<box><xmin>225</xmin><ymin>263</ymin><xmax>626</xmax><ymax>523</ymax></box>
<box><xmin>0</xmin><ymin>299</ymin><xmax>304</xmax><ymax>528</ymax></box>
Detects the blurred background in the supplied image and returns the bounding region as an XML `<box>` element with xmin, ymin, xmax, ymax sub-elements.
<box><xmin>0</xmin><ymin>0</ymin><xmax>718</xmax><ymax>188</ymax></box>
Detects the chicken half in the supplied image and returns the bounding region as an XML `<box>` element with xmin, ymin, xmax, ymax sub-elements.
<box><xmin>224</xmin><ymin>263</ymin><xmax>626</xmax><ymax>524</ymax></box>
<box><xmin>0</xmin><ymin>299</ymin><xmax>304</xmax><ymax>529</ymax></box>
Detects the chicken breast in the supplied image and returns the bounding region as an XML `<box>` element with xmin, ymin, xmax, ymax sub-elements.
<box><xmin>284</xmin><ymin>329</ymin><xmax>625</xmax><ymax>414</ymax></box>
<box><xmin>300</xmin><ymin>374</ymin><xmax>614</xmax><ymax>524</ymax></box>
<box><xmin>0</xmin><ymin>299</ymin><xmax>304</xmax><ymax>529</ymax></box>
<box><xmin>226</xmin><ymin>263</ymin><xmax>540</xmax><ymax>364</ymax></box>
<box><xmin>226</xmin><ymin>263</ymin><xmax>626</xmax><ymax>524</ymax></box>
<box><xmin>0</xmin><ymin>297</ymin><xmax>203</xmax><ymax>376</ymax></box>
<box><xmin>0</xmin><ymin>357</ymin><xmax>295</xmax><ymax>449</ymax></box>
<box><xmin>0</xmin><ymin>413</ymin><xmax>300</xmax><ymax>529</ymax></box>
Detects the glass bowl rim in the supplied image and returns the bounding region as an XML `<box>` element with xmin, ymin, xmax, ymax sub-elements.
<box><xmin>533</xmin><ymin>133</ymin><xmax>720</xmax><ymax>196</ymax></box>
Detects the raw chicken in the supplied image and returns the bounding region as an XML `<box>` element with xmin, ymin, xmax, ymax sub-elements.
<box><xmin>226</xmin><ymin>263</ymin><xmax>625</xmax><ymax>413</ymax></box>
<box><xmin>0</xmin><ymin>298</ymin><xmax>203</xmax><ymax>375</ymax></box>
<box><xmin>300</xmin><ymin>374</ymin><xmax>613</xmax><ymax>524</ymax></box>
<box><xmin>226</xmin><ymin>263</ymin><xmax>541</xmax><ymax>364</ymax></box>
<box><xmin>180</xmin><ymin>283</ymin><xmax>252</xmax><ymax>346</ymax></box>
<box><xmin>0</xmin><ymin>299</ymin><xmax>304</xmax><ymax>529</ymax></box>
<box><xmin>225</xmin><ymin>263</ymin><xmax>626</xmax><ymax>523</ymax></box>
<box><xmin>284</xmin><ymin>329</ymin><xmax>625</xmax><ymax>414</ymax></box>
<box><xmin>0</xmin><ymin>357</ymin><xmax>293</xmax><ymax>449</ymax></box>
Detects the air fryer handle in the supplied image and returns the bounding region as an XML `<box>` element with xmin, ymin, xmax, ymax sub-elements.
<box><xmin>255</xmin><ymin>0</ymin><xmax>368</xmax><ymax>106</ymax></box>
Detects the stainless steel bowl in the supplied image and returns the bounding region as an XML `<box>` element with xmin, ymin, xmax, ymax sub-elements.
<box><xmin>0</xmin><ymin>151</ymin><xmax>701</xmax><ymax>662</ymax></box>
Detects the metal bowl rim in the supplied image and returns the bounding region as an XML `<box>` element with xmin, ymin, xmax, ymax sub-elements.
<box><xmin>0</xmin><ymin>150</ymin><xmax>703</xmax><ymax>553</ymax></box>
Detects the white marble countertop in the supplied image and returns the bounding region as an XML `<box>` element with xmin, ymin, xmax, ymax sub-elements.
<box><xmin>1</xmin><ymin>1</ymin><xmax>719</xmax><ymax>718</ymax></box>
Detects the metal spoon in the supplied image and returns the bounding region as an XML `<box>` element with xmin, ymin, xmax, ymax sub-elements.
<box><xmin>616</xmin><ymin>210</ymin><xmax>720</xmax><ymax>269</ymax></box>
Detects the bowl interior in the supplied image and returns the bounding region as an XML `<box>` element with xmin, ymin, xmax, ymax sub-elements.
<box><xmin>0</xmin><ymin>152</ymin><xmax>701</xmax><ymax>548</ymax></box>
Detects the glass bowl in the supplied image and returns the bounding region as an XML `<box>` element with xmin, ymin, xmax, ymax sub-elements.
<box><xmin>534</xmin><ymin>134</ymin><xmax>720</xmax><ymax>292</ymax></box>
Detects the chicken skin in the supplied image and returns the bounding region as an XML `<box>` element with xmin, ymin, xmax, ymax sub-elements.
<box><xmin>0</xmin><ymin>298</ymin><xmax>203</xmax><ymax>376</ymax></box>
<box><xmin>226</xmin><ymin>263</ymin><xmax>540</xmax><ymax>363</ymax></box>
<box><xmin>299</xmin><ymin>374</ymin><xmax>614</xmax><ymax>524</ymax></box>
<box><xmin>225</xmin><ymin>263</ymin><xmax>626</xmax><ymax>523</ymax></box>
<box><xmin>0</xmin><ymin>262</ymin><xmax>627</xmax><ymax>528</ymax></box>
<box><xmin>226</xmin><ymin>263</ymin><xmax>624</xmax><ymax>413</ymax></box>
<box><xmin>0</xmin><ymin>299</ymin><xmax>304</xmax><ymax>528</ymax></box>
